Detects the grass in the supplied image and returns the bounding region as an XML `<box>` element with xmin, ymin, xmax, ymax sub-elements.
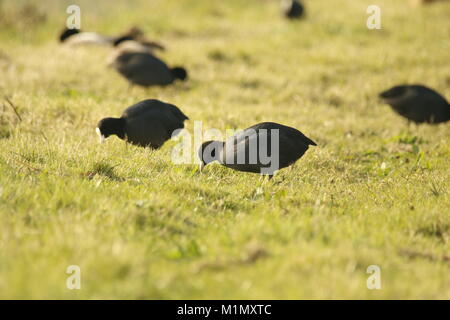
<box><xmin>0</xmin><ymin>0</ymin><xmax>449</xmax><ymax>299</ymax></box>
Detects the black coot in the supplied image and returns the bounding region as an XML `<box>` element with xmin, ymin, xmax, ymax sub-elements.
<box><xmin>111</xmin><ymin>51</ymin><xmax>187</xmax><ymax>87</ymax></box>
<box><xmin>379</xmin><ymin>85</ymin><xmax>450</xmax><ymax>124</ymax></box>
<box><xmin>96</xmin><ymin>99</ymin><xmax>189</xmax><ymax>148</ymax></box>
<box><xmin>282</xmin><ymin>0</ymin><xmax>305</xmax><ymax>19</ymax></box>
<box><xmin>198</xmin><ymin>122</ymin><xmax>316</xmax><ymax>178</ymax></box>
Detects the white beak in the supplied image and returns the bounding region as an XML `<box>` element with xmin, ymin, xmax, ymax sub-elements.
<box><xmin>96</xmin><ymin>128</ymin><xmax>105</xmax><ymax>144</ymax></box>
<box><xmin>199</xmin><ymin>162</ymin><xmax>205</xmax><ymax>172</ymax></box>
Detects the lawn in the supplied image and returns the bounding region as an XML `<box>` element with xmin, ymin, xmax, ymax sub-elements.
<box><xmin>0</xmin><ymin>0</ymin><xmax>449</xmax><ymax>299</ymax></box>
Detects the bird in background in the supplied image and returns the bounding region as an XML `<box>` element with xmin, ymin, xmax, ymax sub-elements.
<box><xmin>198</xmin><ymin>122</ymin><xmax>316</xmax><ymax>179</ymax></box>
<box><xmin>109</xmin><ymin>50</ymin><xmax>187</xmax><ymax>88</ymax></box>
<box><xmin>281</xmin><ymin>0</ymin><xmax>305</xmax><ymax>19</ymax></box>
<box><xmin>379</xmin><ymin>84</ymin><xmax>450</xmax><ymax>124</ymax></box>
<box><xmin>96</xmin><ymin>99</ymin><xmax>189</xmax><ymax>148</ymax></box>
<box><xmin>410</xmin><ymin>0</ymin><xmax>450</xmax><ymax>6</ymax></box>
<box><xmin>59</xmin><ymin>26</ymin><xmax>164</xmax><ymax>51</ymax></box>
<box><xmin>112</xmin><ymin>26</ymin><xmax>165</xmax><ymax>52</ymax></box>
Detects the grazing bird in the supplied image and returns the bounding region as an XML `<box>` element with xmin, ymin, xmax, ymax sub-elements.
<box><xmin>115</xmin><ymin>26</ymin><xmax>164</xmax><ymax>49</ymax></box>
<box><xmin>112</xmin><ymin>27</ymin><xmax>165</xmax><ymax>53</ymax></box>
<box><xmin>379</xmin><ymin>85</ymin><xmax>450</xmax><ymax>124</ymax></box>
<box><xmin>113</xmin><ymin>36</ymin><xmax>165</xmax><ymax>53</ymax></box>
<box><xmin>59</xmin><ymin>26</ymin><xmax>164</xmax><ymax>49</ymax></box>
<box><xmin>281</xmin><ymin>0</ymin><xmax>305</xmax><ymax>19</ymax></box>
<box><xmin>59</xmin><ymin>27</ymin><xmax>121</xmax><ymax>46</ymax></box>
<box><xmin>110</xmin><ymin>50</ymin><xmax>187</xmax><ymax>87</ymax></box>
<box><xmin>96</xmin><ymin>99</ymin><xmax>189</xmax><ymax>148</ymax></box>
<box><xmin>198</xmin><ymin>122</ymin><xmax>316</xmax><ymax>178</ymax></box>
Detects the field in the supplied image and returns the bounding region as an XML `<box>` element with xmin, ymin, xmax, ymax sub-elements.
<box><xmin>0</xmin><ymin>0</ymin><xmax>449</xmax><ymax>299</ymax></box>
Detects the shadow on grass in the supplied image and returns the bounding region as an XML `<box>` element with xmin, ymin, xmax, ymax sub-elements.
<box><xmin>82</xmin><ymin>161</ymin><xmax>124</xmax><ymax>181</ymax></box>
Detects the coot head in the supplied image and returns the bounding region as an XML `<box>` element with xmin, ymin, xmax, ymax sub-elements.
<box><xmin>59</xmin><ymin>27</ymin><xmax>80</xmax><ymax>42</ymax></box>
<box><xmin>198</xmin><ymin>140</ymin><xmax>224</xmax><ymax>171</ymax></box>
<box><xmin>171</xmin><ymin>67</ymin><xmax>188</xmax><ymax>81</ymax></box>
<box><xmin>96</xmin><ymin>118</ymin><xmax>126</xmax><ymax>142</ymax></box>
<box><xmin>379</xmin><ymin>85</ymin><xmax>409</xmax><ymax>101</ymax></box>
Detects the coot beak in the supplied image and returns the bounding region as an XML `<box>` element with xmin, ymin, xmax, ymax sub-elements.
<box><xmin>96</xmin><ymin>128</ymin><xmax>105</xmax><ymax>144</ymax></box>
<box><xmin>199</xmin><ymin>162</ymin><xmax>205</xmax><ymax>172</ymax></box>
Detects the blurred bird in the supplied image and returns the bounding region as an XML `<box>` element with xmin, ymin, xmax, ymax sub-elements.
<box><xmin>96</xmin><ymin>99</ymin><xmax>189</xmax><ymax>148</ymax></box>
<box><xmin>109</xmin><ymin>50</ymin><xmax>187</xmax><ymax>88</ymax></box>
<box><xmin>113</xmin><ymin>36</ymin><xmax>165</xmax><ymax>54</ymax></box>
<box><xmin>198</xmin><ymin>122</ymin><xmax>316</xmax><ymax>178</ymax></box>
<box><xmin>410</xmin><ymin>0</ymin><xmax>449</xmax><ymax>6</ymax></box>
<box><xmin>59</xmin><ymin>27</ymin><xmax>112</xmax><ymax>46</ymax></box>
<box><xmin>379</xmin><ymin>85</ymin><xmax>450</xmax><ymax>124</ymax></box>
<box><xmin>59</xmin><ymin>26</ymin><xmax>164</xmax><ymax>50</ymax></box>
<box><xmin>112</xmin><ymin>26</ymin><xmax>165</xmax><ymax>52</ymax></box>
<box><xmin>281</xmin><ymin>0</ymin><xmax>305</xmax><ymax>19</ymax></box>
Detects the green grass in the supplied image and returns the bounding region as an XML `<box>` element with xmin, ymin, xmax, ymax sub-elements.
<box><xmin>0</xmin><ymin>0</ymin><xmax>449</xmax><ymax>299</ymax></box>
